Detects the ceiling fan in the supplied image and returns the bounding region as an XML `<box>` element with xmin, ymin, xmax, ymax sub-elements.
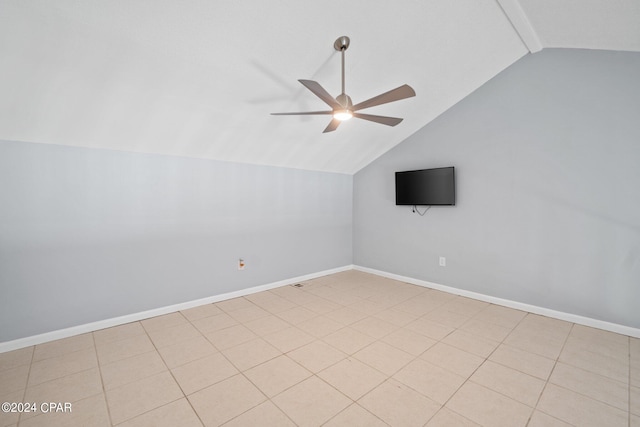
<box><xmin>271</xmin><ymin>36</ymin><xmax>416</xmax><ymax>133</ymax></box>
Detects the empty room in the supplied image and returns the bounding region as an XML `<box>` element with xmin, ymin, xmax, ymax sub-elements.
<box><xmin>1</xmin><ymin>1</ymin><xmax>639</xmax><ymax>426</ymax></box>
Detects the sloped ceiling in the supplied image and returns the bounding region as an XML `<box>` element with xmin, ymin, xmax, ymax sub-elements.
<box><xmin>0</xmin><ymin>1</ymin><xmax>638</xmax><ymax>174</ymax></box>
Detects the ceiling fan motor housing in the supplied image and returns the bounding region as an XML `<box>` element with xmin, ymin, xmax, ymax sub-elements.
<box><xmin>336</xmin><ymin>93</ymin><xmax>353</xmax><ymax>108</ymax></box>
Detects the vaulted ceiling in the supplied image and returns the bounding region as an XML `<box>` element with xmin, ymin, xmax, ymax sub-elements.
<box><xmin>1</xmin><ymin>0</ymin><xmax>638</xmax><ymax>174</ymax></box>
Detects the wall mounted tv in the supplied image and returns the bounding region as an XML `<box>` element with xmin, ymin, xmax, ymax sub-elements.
<box><xmin>395</xmin><ymin>166</ymin><xmax>455</xmax><ymax>206</ymax></box>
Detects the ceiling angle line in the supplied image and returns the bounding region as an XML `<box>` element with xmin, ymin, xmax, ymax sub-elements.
<box><xmin>495</xmin><ymin>0</ymin><xmax>543</xmax><ymax>53</ymax></box>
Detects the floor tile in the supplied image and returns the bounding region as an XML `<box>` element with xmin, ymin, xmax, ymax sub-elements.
<box><xmin>353</xmin><ymin>341</ymin><xmax>414</xmax><ymax>376</ymax></box>
<box><xmin>215</xmin><ymin>297</ymin><xmax>256</xmax><ymax>312</ymax></box>
<box><xmin>459</xmin><ymin>318</ymin><xmax>512</xmax><ymax>342</ymax></box>
<box><xmin>93</xmin><ymin>322</ymin><xmax>145</xmax><ymax>345</ymax></box>
<box><xmin>244</xmin><ymin>355</ymin><xmax>311</xmax><ymax>397</ymax></box>
<box><xmin>563</xmin><ymin>333</ymin><xmax>629</xmax><ymax>363</ymax></box>
<box><xmin>359</xmin><ymin>378</ymin><xmax>440</xmax><ymax>427</ymax></box>
<box><xmin>633</xmin><ymin>363</ymin><xmax>640</xmax><ymax>388</ymax></box>
<box><xmin>446</xmin><ymin>381</ymin><xmax>532</xmax><ymax>427</ymax></box>
<box><xmin>323</xmin><ymin>327</ymin><xmax>376</xmax><ymax>355</ymax></box>
<box><xmin>347</xmin><ymin>299</ymin><xmax>387</xmax><ymax>315</ymax></box>
<box><xmin>262</xmin><ymin>327</ymin><xmax>315</xmax><ymax>353</ymax></box>
<box><xmin>382</xmin><ymin>327</ymin><xmax>437</xmax><ymax>356</ymax></box>
<box><xmin>425</xmin><ymin>407</ymin><xmax>480</xmax><ymax>427</ymax></box>
<box><xmin>470</xmin><ymin>360</ymin><xmax>545</xmax><ymax>406</ymax></box>
<box><xmin>502</xmin><ymin>315</ymin><xmax>570</xmax><ymax>360</ymax></box>
<box><xmin>0</xmin><ymin>390</ymin><xmax>22</xmax><ymax>426</ymax></box>
<box><xmin>0</xmin><ymin>364</ymin><xmax>29</xmax><ymax>396</ymax></box>
<box><xmin>350</xmin><ymin>317</ymin><xmax>398</xmax><ymax>339</ymax></box>
<box><xmin>489</xmin><ymin>343</ymin><xmax>555</xmax><ymax>380</ymax></box>
<box><xmin>549</xmin><ymin>362</ymin><xmax>629</xmax><ymax>411</ymax></box>
<box><xmin>296</xmin><ymin>315</ymin><xmax>344</xmax><ymax>338</ymax></box>
<box><xmin>631</xmin><ymin>385</ymin><xmax>639</xmax><ymax>416</ymax></box>
<box><xmin>223</xmin><ymin>401</ymin><xmax>295</xmax><ymax>427</ymax></box>
<box><xmin>100</xmin><ymin>350</ymin><xmax>167</xmax><ymax>390</ymax></box>
<box><xmin>245</xmin><ymin>292</ymin><xmax>297</xmax><ymax>314</ymax></box>
<box><xmin>116</xmin><ymin>398</ymin><xmax>203</xmax><ymax>427</ymax></box>
<box><xmin>106</xmin><ymin>371</ymin><xmax>183</xmax><ymax>425</ymax></box>
<box><xmin>326</xmin><ymin>306</ymin><xmax>369</xmax><ymax>325</ymax></box>
<box><xmin>33</xmin><ymin>333</ymin><xmax>94</xmax><ymax>362</ymax></box>
<box><xmin>536</xmin><ymin>383</ymin><xmax>628</xmax><ymax>427</ymax></box>
<box><xmin>171</xmin><ymin>352</ymin><xmax>238</xmax><ymax>395</ymax></box>
<box><xmin>271</xmin><ymin>376</ymin><xmax>351</xmax><ymax>427</ymax></box>
<box><xmin>570</xmin><ymin>324</ymin><xmax>630</xmax><ymax>346</ymax></box>
<box><xmin>394</xmin><ymin>359</ymin><xmax>465</xmax><ymax>405</ymax></box>
<box><xmin>423</xmin><ymin>307</ymin><xmax>471</xmax><ymax>329</ymax></box>
<box><xmin>373</xmin><ymin>308</ymin><xmax>418</xmax><ymax>327</ymax></box>
<box><xmin>527</xmin><ymin>410</ymin><xmax>573</xmax><ymax>427</ymax></box>
<box><xmin>0</xmin><ymin>346</ymin><xmax>33</xmax><ymax>372</ymax></box>
<box><xmin>420</xmin><ymin>342</ymin><xmax>484</xmax><ymax>378</ymax></box>
<box><xmin>156</xmin><ymin>335</ymin><xmax>217</xmax><ymax>368</ymax></box>
<box><xmin>17</xmin><ymin>393</ymin><xmax>110</xmax><ymax>427</ymax></box>
<box><xmin>559</xmin><ymin>335</ymin><xmax>629</xmax><ymax>383</ymax></box>
<box><xmin>243</xmin><ymin>315</ymin><xmax>290</xmax><ymax>336</ymax></box>
<box><xmin>471</xmin><ymin>304</ymin><xmax>526</xmax><ymax>329</ymax></box>
<box><xmin>96</xmin><ymin>334</ymin><xmax>155</xmax><ymax>365</ymax></box>
<box><xmin>141</xmin><ymin>312</ymin><xmax>187</xmax><ymax>332</ymax></box>
<box><xmin>2</xmin><ymin>271</ymin><xmax>637</xmax><ymax>427</ymax></box>
<box><xmin>441</xmin><ymin>296</ymin><xmax>489</xmax><ymax>317</ymax></box>
<box><xmin>631</xmin><ymin>337</ymin><xmax>640</xmax><ymax>360</ymax></box>
<box><xmin>221</xmin><ymin>338</ymin><xmax>281</xmax><ymax>371</ymax></box>
<box><xmin>191</xmin><ymin>312</ymin><xmax>239</xmax><ymax>334</ymax></box>
<box><xmin>287</xmin><ymin>341</ymin><xmax>346</xmax><ymax>373</ymax></box>
<box><xmin>323</xmin><ymin>403</ymin><xmax>388</xmax><ymax>427</ymax></box>
<box><xmin>318</xmin><ymin>358</ymin><xmax>387</xmax><ymax>400</ymax></box>
<box><xmin>204</xmin><ymin>324</ymin><xmax>257</xmax><ymax>351</ymax></box>
<box><xmin>23</xmin><ymin>368</ymin><xmax>102</xmax><ymax>409</ymax></box>
<box><xmin>227</xmin><ymin>305</ymin><xmax>270</xmax><ymax>323</ymax></box>
<box><xmin>189</xmin><ymin>374</ymin><xmax>266</xmax><ymax>426</ymax></box>
<box><xmin>146</xmin><ymin>323</ymin><xmax>201</xmax><ymax>348</ymax></box>
<box><xmin>404</xmin><ymin>317</ymin><xmax>455</xmax><ymax>341</ymax></box>
<box><xmin>441</xmin><ymin>329</ymin><xmax>500</xmax><ymax>358</ymax></box>
<box><xmin>503</xmin><ymin>328</ymin><xmax>567</xmax><ymax>360</ymax></box>
<box><xmin>275</xmin><ymin>306</ymin><xmax>318</xmax><ymax>325</ymax></box>
<box><xmin>180</xmin><ymin>303</ymin><xmax>223</xmax><ymax>322</ymax></box>
<box><xmin>28</xmin><ymin>348</ymin><xmax>97</xmax><ymax>386</ymax></box>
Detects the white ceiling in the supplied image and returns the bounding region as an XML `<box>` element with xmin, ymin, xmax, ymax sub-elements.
<box><xmin>0</xmin><ymin>1</ymin><xmax>638</xmax><ymax>174</ymax></box>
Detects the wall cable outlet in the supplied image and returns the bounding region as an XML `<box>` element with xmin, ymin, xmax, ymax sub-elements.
<box><xmin>238</xmin><ymin>258</ymin><xmax>245</xmax><ymax>270</ymax></box>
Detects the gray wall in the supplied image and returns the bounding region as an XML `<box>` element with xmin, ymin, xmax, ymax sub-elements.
<box><xmin>354</xmin><ymin>49</ymin><xmax>640</xmax><ymax>328</ymax></box>
<box><xmin>0</xmin><ymin>141</ymin><xmax>352</xmax><ymax>342</ymax></box>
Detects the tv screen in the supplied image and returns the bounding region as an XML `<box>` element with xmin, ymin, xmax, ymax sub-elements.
<box><xmin>395</xmin><ymin>167</ymin><xmax>455</xmax><ymax>206</ymax></box>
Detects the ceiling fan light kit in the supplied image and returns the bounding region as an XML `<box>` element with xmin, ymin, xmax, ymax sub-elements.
<box><xmin>272</xmin><ymin>36</ymin><xmax>416</xmax><ymax>133</ymax></box>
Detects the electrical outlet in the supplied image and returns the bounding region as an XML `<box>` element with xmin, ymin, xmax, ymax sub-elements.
<box><xmin>238</xmin><ymin>258</ymin><xmax>245</xmax><ymax>270</ymax></box>
<box><xmin>439</xmin><ymin>256</ymin><xmax>446</xmax><ymax>267</ymax></box>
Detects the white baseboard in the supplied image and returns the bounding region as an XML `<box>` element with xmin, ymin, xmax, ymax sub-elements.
<box><xmin>4</xmin><ymin>263</ymin><xmax>637</xmax><ymax>354</ymax></box>
<box><xmin>354</xmin><ymin>265</ymin><xmax>640</xmax><ymax>339</ymax></box>
<box><xmin>0</xmin><ymin>265</ymin><xmax>353</xmax><ymax>353</ymax></box>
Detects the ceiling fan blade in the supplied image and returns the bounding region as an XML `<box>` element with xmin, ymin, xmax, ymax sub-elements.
<box><xmin>299</xmin><ymin>80</ymin><xmax>341</xmax><ymax>109</ymax></box>
<box><xmin>353</xmin><ymin>112</ymin><xmax>404</xmax><ymax>127</ymax></box>
<box><xmin>323</xmin><ymin>118</ymin><xmax>341</xmax><ymax>133</ymax></box>
<box><xmin>271</xmin><ymin>110</ymin><xmax>333</xmax><ymax>115</ymax></box>
<box><xmin>352</xmin><ymin>84</ymin><xmax>416</xmax><ymax>111</ymax></box>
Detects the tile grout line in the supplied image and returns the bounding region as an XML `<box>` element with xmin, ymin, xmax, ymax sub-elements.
<box><xmin>434</xmin><ymin>305</ymin><xmax>533</xmax><ymax>426</ymax></box>
<box><xmin>91</xmin><ymin>332</ymin><xmax>116</xmax><ymax>427</ymax></box>
<box><xmin>145</xmin><ymin>311</ymin><xmax>209</xmax><ymax>427</ymax></box>
<box><xmin>15</xmin><ymin>345</ymin><xmax>35</xmax><ymax>427</ymax></box>
<box><xmin>529</xmin><ymin>321</ymin><xmax>577</xmax><ymax>427</ymax></box>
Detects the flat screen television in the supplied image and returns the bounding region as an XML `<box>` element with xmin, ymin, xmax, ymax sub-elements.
<box><xmin>395</xmin><ymin>166</ymin><xmax>455</xmax><ymax>206</ymax></box>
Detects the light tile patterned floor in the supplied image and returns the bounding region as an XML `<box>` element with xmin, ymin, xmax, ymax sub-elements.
<box><xmin>1</xmin><ymin>270</ymin><xmax>639</xmax><ymax>426</ymax></box>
